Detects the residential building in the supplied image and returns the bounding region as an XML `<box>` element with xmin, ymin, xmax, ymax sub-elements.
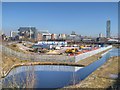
<box><xmin>66</xmin><ymin>31</ymin><xmax>81</xmax><ymax>41</ymax></box>
<box><xmin>18</xmin><ymin>27</ymin><xmax>37</xmax><ymax>40</ymax></box>
<box><xmin>10</xmin><ymin>31</ymin><xmax>19</xmax><ymax>40</ymax></box>
<box><xmin>40</xmin><ymin>31</ymin><xmax>51</xmax><ymax>41</ymax></box>
<box><xmin>96</xmin><ymin>37</ymin><xmax>107</xmax><ymax>42</ymax></box>
<box><xmin>51</xmin><ymin>33</ymin><xmax>58</xmax><ymax>40</ymax></box>
<box><xmin>1</xmin><ymin>34</ymin><xmax>9</xmax><ymax>41</ymax></box>
<box><xmin>37</xmin><ymin>32</ymin><xmax>43</xmax><ymax>41</ymax></box>
<box><xmin>58</xmin><ymin>34</ymin><xmax>66</xmax><ymax>40</ymax></box>
<box><xmin>99</xmin><ymin>33</ymin><xmax>103</xmax><ymax>38</ymax></box>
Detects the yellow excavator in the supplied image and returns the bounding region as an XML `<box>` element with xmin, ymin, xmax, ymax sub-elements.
<box><xmin>80</xmin><ymin>46</ymin><xmax>85</xmax><ymax>49</ymax></box>
<box><xmin>65</xmin><ymin>48</ymin><xmax>78</xmax><ymax>53</ymax></box>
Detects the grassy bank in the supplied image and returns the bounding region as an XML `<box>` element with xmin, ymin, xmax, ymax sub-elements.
<box><xmin>1</xmin><ymin>52</ymin><xmax>23</xmax><ymax>77</ymax></box>
<box><xmin>76</xmin><ymin>48</ymin><xmax>111</xmax><ymax>66</ymax></box>
<box><xmin>66</xmin><ymin>56</ymin><xmax>119</xmax><ymax>89</ymax></box>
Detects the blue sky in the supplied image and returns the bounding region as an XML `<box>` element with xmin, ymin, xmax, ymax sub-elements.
<box><xmin>2</xmin><ymin>2</ymin><xmax>118</xmax><ymax>37</ymax></box>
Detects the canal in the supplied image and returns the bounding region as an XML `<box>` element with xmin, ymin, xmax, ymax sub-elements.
<box><xmin>2</xmin><ymin>48</ymin><xmax>119</xmax><ymax>88</ymax></box>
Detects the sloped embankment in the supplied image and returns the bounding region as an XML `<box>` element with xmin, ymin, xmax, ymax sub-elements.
<box><xmin>68</xmin><ymin>56</ymin><xmax>119</xmax><ymax>88</ymax></box>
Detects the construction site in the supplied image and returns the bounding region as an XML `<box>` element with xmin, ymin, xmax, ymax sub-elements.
<box><xmin>1</xmin><ymin>41</ymin><xmax>112</xmax><ymax>63</ymax></box>
<box><xmin>5</xmin><ymin>41</ymin><xmax>109</xmax><ymax>56</ymax></box>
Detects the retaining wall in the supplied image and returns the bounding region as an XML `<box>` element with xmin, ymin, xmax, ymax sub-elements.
<box><xmin>75</xmin><ymin>45</ymin><xmax>112</xmax><ymax>62</ymax></box>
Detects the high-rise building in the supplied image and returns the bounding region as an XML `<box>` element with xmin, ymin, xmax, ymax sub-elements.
<box><xmin>106</xmin><ymin>20</ymin><xmax>111</xmax><ymax>38</ymax></box>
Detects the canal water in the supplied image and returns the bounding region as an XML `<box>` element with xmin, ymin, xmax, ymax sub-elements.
<box><xmin>2</xmin><ymin>48</ymin><xmax>119</xmax><ymax>88</ymax></box>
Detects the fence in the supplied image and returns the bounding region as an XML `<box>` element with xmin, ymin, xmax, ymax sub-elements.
<box><xmin>0</xmin><ymin>45</ymin><xmax>75</xmax><ymax>63</ymax></box>
<box><xmin>0</xmin><ymin>45</ymin><xmax>112</xmax><ymax>63</ymax></box>
<box><xmin>75</xmin><ymin>45</ymin><xmax>112</xmax><ymax>62</ymax></box>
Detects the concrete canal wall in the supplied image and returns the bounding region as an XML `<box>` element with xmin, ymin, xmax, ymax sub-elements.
<box><xmin>75</xmin><ymin>45</ymin><xmax>112</xmax><ymax>62</ymax></box>
<box><xmin>6</xmin><ymin>65</ymin><xmax>83</xmax><ymax>78</ymax></box>
<box><xmin>1</xmin><ymin>62</ymin><xmax>85</xmax><ymax>78</ymax></box>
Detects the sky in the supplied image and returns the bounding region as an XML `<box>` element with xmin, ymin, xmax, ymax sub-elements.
<box><xmin>2</xmin><ymin>2</ymin><xmax>118</xmax><ymax>37</ymax></box>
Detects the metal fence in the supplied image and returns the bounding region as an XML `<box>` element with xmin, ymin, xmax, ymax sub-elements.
<box><xmin>0</xmin><ymin>45</ymin><xmax>75</xmax><ymax>63</ymax></box>
<box><xmin>0</xmin><ymin>45</ymin><xmax>112</xmax><ymax>63</ymax></box>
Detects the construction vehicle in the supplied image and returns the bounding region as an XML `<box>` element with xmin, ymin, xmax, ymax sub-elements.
<box><xmin>65</xmin><ymin>48</ymin><xmax>78</xmax><ymax>53</ymax></box>
<box><xmin>79</xmin><ymin>46</ymin><xmax>85</xmax><ymax>49</ymax></box>
<box><xmin>79</xmin><ymin>45</ymin><xmax>91</xmax><ymax>50</ymax></box>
